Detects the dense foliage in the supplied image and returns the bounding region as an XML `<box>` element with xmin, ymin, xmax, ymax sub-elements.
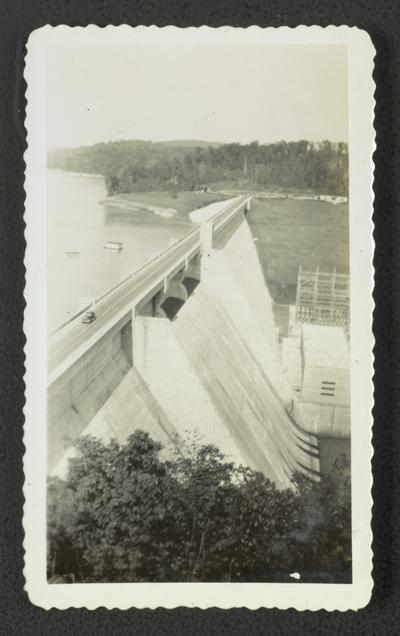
<box><xmin>48</xmin><ymin>431</ymin><xmax>351</xmax><ymax>583</ymax></box>
<box><xmin>48</xmin><ymin>139</ymin><xmax>348</xmax><ymax>196</ymax></box>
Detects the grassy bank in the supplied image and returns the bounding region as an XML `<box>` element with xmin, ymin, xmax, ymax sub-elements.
<box><xmin>247</xmin><ymin>198</ymin><xmax>349</xmax><ymax>305</ymax></box>
<box><xmin>105</xmin><ymin>190</ymin><xmax>229</xmax><ymax>221</ymax></box>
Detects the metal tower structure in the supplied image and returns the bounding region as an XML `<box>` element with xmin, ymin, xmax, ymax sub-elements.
<box><xmin>295</xmin><ymin>266</ymin><xmax>350</xmax><ymax>330</ymax></box>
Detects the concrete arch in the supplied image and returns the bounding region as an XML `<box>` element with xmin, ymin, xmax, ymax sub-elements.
<box><xmin>182</xmin><ymin>276</ymin><xmax>200</xmax><ymax>296</ymax></box>
<box><xmin>161</xmin><ymin>297</ymin><xmax>186</xmax><ymax>320</ymax></box>
<box><xmin>159</xmin><ymin>279</ymin><xmax>188</xmax><ymax>320</ymax></box>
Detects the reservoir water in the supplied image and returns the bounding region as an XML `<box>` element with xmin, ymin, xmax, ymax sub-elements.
<box><xmin>48</xmin><ymin>170</ymin><xmax>192</xmax><ymax>333</ymax></box>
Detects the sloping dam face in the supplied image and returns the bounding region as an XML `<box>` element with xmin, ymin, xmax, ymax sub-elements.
<box><xmin>173</xmin><ymin>288</ymin><xmax>319</xmax><ymax>488</ymax></box>
<box><xmin>50</xmin><ymin>213</ymin><xmax>319</xmax><ymax>488</ymax></box>
<box><xmin>171</xmin><ymin>218</ymin><xmax>319</xmax><ymax>488</ymax></box>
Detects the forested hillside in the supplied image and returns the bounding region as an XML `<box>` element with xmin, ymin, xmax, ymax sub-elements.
<box><xmin>48</xmin><ymin>139</ymin><xmax>348</xmax><ymax>196</ymax></box>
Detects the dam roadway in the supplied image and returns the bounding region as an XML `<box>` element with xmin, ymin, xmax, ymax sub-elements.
<box><xmin>48</xmin><ymin>195</ymin><xmax>251</xmax><ymax>385</ymax></box>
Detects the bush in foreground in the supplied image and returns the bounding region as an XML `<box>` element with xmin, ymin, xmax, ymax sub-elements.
<box><xmin>48</xmin><ymin>431</ymin><xmax>351</xmax><ymax>583</ymax></box>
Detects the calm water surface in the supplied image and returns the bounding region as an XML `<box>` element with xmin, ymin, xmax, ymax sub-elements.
<box><xmin>47</xmin><ymin>170</ymin><xmax>192</xmax><ymax>332</ymax></box>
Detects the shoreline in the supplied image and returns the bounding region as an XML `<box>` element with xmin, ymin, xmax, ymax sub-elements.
<box><xmin>49</xmin><ymin>170</ymin><xmax>348</xmax><ymax>205</ymax></box>
<box><xmin>100</xmin><ymin>195</ymin><xmax>177</xmax><ymax>219</ymax></box>
<box><xmin>209</xmin><ymin>189</ymin><xmax>348</xmax><ymax>205</ymax></box>
<box><xmin>48</xmin><ymin>168</ymin><xmax>104</xmax><ymax>179</ymax></box>
<box><xmin>102</xmin><ymin>190</ymin><xmax>348</xmax><ymax>210</ymax></box>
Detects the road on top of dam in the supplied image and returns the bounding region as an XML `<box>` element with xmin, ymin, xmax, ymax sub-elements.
<box><xmin>48</xmin><ymin>196</ymin><xmax>250</xmax><ymax>383</ymax></box>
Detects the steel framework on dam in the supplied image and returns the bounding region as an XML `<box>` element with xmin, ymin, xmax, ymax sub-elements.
<box><xmin>295</xmin><ymin>266</ymin><xmax>350</xmax><ymax>330</ymax></box>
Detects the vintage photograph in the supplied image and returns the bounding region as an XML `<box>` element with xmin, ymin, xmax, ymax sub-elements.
<box><xmin>23</xmin><ymin>26</ymin><xmax>374</xmax><ymax>610</ymax></box>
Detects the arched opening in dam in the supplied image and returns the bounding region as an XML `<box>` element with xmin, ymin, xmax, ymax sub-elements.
<box><xmin>160</xmin><ymin>296</ymin><xmax>186</xmax><ymax>320</ymax></box>
<box><xmin>182</xmin><ymin>276</ymin><xmax>200</xmax><ymax>296</ymax></box>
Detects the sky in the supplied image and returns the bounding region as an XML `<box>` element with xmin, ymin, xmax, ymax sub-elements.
<box><xmin>47</xmin><ymin>44</ymin><xmax>347</xmax><ymax>149</ymax></box>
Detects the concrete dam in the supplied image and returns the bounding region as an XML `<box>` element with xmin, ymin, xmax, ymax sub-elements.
<box><xmin>48</xmin><ymin>196</ymin><xmax>320</xmax><ymax>489</ymax></box>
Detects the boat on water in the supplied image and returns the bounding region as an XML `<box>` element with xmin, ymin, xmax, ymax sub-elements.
<box><xmin>65</xmin><ymin>248</ymin><xmax>80</xmax><ymax>255</ymax></box>
<box><xmin>104</xmin><ymin>241</ymin><xmax>123</xmax><ymax>251</ymax></box>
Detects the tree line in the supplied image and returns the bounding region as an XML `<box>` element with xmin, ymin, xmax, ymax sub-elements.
<box><xmin>48</xmin><ymin>430</ymin><xmax>351</xmax><ymax>584</ymax></box>
<box><xmin>48</xmin><ymin>139</ymin><xmax>348</xmax><ymax>197</ymax></box>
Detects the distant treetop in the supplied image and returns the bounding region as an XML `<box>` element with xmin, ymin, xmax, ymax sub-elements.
<box><xmin>48</xmin><ymin>139</ymin><xmax>348</xmax><ymax>197</ymax></box>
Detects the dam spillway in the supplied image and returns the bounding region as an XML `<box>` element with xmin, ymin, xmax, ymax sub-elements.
<box><xmin>48</xmin><ymin>196</ymin><xmax>320</xmax><ymax>488</ymax></box>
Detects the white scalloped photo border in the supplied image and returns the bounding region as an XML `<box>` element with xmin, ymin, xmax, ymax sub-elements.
<box><xmin>23</xmin><ymin>24</ymin><xmax>375</xmax><ymax>610</ymax></box>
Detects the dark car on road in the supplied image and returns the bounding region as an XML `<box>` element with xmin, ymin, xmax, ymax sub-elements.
<box><xmin>81</xmin><ymin>310</ymin><xmax>96</xmax><ymax>324</ymax></box>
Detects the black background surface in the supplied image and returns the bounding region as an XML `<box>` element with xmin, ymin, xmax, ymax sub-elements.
<box><xmin>1</xmin><ymin>0</ymin><xmax>398</xmax><ymax>633</ymax></box>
